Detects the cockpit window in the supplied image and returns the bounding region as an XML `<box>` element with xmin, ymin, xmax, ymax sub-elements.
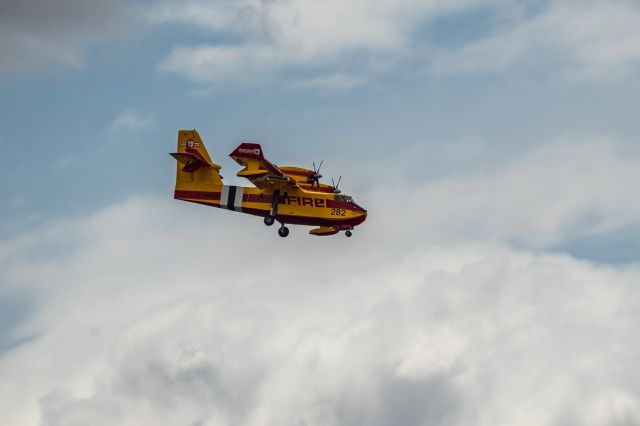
<box><xmin>334</xmin><ymin>194</ymin><xmax>366</xmax><ymax>212</ymax></box>
<box><xmin>334</xmin><ymin>194</ymin><xmax>354</xmax><ymax>204</ymax></box>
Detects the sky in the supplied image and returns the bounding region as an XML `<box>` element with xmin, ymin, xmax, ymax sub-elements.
<box><xmin>1</xmin><ymin>0</ymin><xmax>640</xmax><ymax>424</ymax></box>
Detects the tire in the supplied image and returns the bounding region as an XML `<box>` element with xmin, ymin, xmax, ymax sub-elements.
<box><xmin>345</xmin><ymin>230</ymin><xmax>352</xmax><ymax>237</ymax></box>
<box><xmin>278</xmin><ymin>226</ymin><xmax>290</xmax><ymax>238</ymax></box>
<box><xmin>264</xmin><ymin>215</ymin><xmax>275</xmax><ymax>226</ymax></box>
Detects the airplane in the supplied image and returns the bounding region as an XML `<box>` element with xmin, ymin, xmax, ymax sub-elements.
<box><xmin>170</xmin><ymin>130</ymin><xmax>367</xmax><ymax>237</ymax></box>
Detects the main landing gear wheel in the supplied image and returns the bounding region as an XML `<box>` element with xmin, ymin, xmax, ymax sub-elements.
<box><xmin>345</xmin><ymin>230</ymin><xmax>352</xmax><ymax>237</ymax></box>
<box><xmin>278</xmin><ymin>226</ymin><xmax>290</xmax><ymax>238</ymax></box>
<box><xmin>267</xmin><ymin>190</ymin><xmax>279</xmax><ymax>228</ymax></box>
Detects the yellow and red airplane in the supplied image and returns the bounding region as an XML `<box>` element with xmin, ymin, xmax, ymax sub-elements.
<box><xmin>170</xmin><ymin>130</ymin><xmax>367</xmax><ymax>237</ymax></box>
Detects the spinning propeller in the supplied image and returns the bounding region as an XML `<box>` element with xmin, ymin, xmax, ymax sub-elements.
<box><xmin>309</xmin><ymin>161</ymin><xmax>343</xmax><ymax>194</ymax></box>
<box><xmin>331</xmin><ymin>176</ymin><xmax>342</xmax><ymax>194</ymax></box>
<box><xmin>310</xmin><ymin>161</ymin><xmax>323</xmax><ymax>188</ymax></box>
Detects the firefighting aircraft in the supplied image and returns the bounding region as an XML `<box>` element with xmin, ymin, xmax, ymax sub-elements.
<box><xmin>170</xmin><ymin>130</ymin><xmax>367</xmax><ymax>237</ymax></box>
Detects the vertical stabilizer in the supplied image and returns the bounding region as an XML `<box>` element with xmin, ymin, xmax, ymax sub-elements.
<box><xmin>170</xmin><ymin>130</ymin><xmax>223</xmax><ymax>191</ymax></box>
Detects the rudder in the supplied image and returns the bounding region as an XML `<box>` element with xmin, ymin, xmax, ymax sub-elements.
<box><xmin>170</xmin><ymin>130</ymin><xmax>223</xmax><ymax>190</ymax></box>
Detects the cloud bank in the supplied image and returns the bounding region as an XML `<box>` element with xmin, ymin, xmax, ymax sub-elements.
<box><xmin>430</xmin><ymin>0</ymin><xmax>640</xmax><ymax>79</ymax></box>
<box><xmin>152</xmin><ymin>0</ymin><xmax>640</xmax><ymax>87</ymax></box>
<box><xmin>154</xmin><ymin>0</ymin><xmax>494</xmax><ymax>86</ymax></box>
<box><xmin>7</xmin><ymin>0</ymin><xmax>640</xmax><ymax>85</ymax></box>
<box><xmin>1</xmin><ymin>136</ymin><xmax>640</xmax><ymax>425</ymax></box>
<box><xmin>364</xmin><ymin>136</ymin><xmax>640</xmax><ymax>249</ymax></box>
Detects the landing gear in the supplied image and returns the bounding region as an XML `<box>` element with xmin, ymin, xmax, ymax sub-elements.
<box><xmin>278</xmin><ymin>225</ymin><xmax>290</xmax><ymax>238</ymax></box>
<box><xmin>345</xmin><ymin>230</ymin><xmax>352</xmax><ymax>237</ymax></box>
<box><xmin>265</xmin><ymin>189</ymin><xmax>279</xmax><ymax>227</ymax></box>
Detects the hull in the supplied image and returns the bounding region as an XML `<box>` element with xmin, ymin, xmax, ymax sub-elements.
<box><xmin>175</xmin><ymin>185</ymin><xmax>367</xmax><ymax>230</ymax></box>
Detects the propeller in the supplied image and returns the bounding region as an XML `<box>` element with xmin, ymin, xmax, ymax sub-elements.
<box><xmin>310</xmin><ymin>160</ymin><xmax>323</xmax><ymax>188</ymax></box>
<box><xmin>331</xmin><ymin>175</ymin><xmax>342</xmax><ymax>194</ymax></box>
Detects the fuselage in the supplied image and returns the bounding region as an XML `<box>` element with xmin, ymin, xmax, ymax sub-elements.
<box><xmin>175</xmin><ymin>185</ymin><xmax>367</xmax><ymax>230</ymax></box>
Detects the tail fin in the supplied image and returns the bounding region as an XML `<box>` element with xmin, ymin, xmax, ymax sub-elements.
<box><xmin>170</xmin><ymin>130</ymin><xmax>223</xmax><ymax>190</ymax></box>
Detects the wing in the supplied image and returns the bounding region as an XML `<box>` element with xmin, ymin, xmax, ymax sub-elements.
<box><xmin>277</xmin><ymin>166</ymin><xmax>314</xmax><ymax>184</ymax></box>
<box><xmin>229</xmin><ymin>143</ymin><xmax>298</xmax><ymax>190</ymax></box>
<box><xmin>278</xmin><ymin>166</ymin><xmax>337</xmax><ymax>193</ymax></box>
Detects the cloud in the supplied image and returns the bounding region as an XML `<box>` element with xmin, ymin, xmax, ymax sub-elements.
<box><xmin>361</xmin><ymin>136</ymin><xmax>640</xmax><ymax>249</ymax></box>
<box><xmin>430</xmin><ymin>0</ymin><xmax>640</xmax><ymax>79</ymax></box>
<box><xmin>155</xmin><ymin>0</ymin><xmax>501</xmax><ymax>87</ymax></box>
<box><xmin>153</xmin><ymin>0</ymin><xmax>640</xmax><ymax>87</ymax></box>
<box><xmin>289</xmin><ymin>73</ymin><xmax>368</xmax><ymax>91</ymax></box>
<box><xmin>1</xmin><ymin>199</ymin><xmax>640</xmax><ymax>425</ymax></box>
<box><xmin>107</xmin><ymin>109</ymin><xmax>154</xmax><ymax>131</ymax></box>
<box><xmin>1</xmin><ymin>136</ymin><xmax>640</xmax><ymax>424</ymax></box>
<box><xmin>0</xmin><ymin>0</ymin><xmax>126</xmax><ymax>74</ymax></box>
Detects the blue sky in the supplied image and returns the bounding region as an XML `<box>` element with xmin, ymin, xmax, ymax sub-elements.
<box><xmin>2</xmin><ymin>1</ymin><xmax>640</xmax><ymax>424</ymax></box>
<box><xmin>2</xmin><ymin>0</ymin><xmax>640</xmax><ymax>235</ymax></box>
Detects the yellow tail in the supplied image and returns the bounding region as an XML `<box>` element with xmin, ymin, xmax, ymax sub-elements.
<box><xmin>170</xmin><ymin>130</ymin><xmax>223</xmax><ymax>191</ymax></box>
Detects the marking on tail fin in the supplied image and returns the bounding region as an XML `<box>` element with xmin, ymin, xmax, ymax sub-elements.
<box><xmin>180</xmin><ymin>140</ymin><xmax>201</xmax><ymax>148</ymax></box>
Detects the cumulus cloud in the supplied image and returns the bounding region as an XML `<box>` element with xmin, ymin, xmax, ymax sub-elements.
<box><xmin>154</xmin><ymin>0</ymin><xmax>501</xmax><ymax>87</ymax></box>
<box><xmin>430</xmin><ymin>0</ymin><xmax>640</xmax><ymax>79</ymax></box>
<box><xmin>1</xmin><ymin>136</ymin><xmax>640</xmax><ymax>425</ymax></box>
<box><xmin>0</xmin><ymin>0</ymin><xmax>126</xmax><ymax>74</ymax></box>
<box><xmin>362</xmin><ymin>136</ymin><xmax>640</xmax><ymax>249</ymax></box>
<box><xmin>1</xmin><ymin>200</ymin><xmax>640</xmax><ymax>425</ymax></box>
<box><xmin>152</xmin><ymin>0</ymin><xmax>640</xmax><ymax>87</ymax></box>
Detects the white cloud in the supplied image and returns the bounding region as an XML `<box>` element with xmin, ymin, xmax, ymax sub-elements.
<box><xmin>361</xmin><ymin>136</ymin><xmax>640</xmax><ymax>248</ymax></box>
<box><xmin>290</xmin><ymin>73</ymin><xmax>368</xmax><ymax>91</ymax></box>
<box><xmin>1</xmin><ymin>136</ymin><xmax>640</xmax><ymax>425</ymax></box>
<box><xmin>107</xmin><ymin>109</ymin><xmax>154</xmax><ymax>131</ymax></box>
<box><xmin>155</xmin><ymin>0</ymin><xmax>502</xmax><ymax>86</ymax></box>
<box><xmin>431</xmin><ymin>0</ymin><xmax>640</xmax><ymax>79</ymax></box>
<box><xmin>1</xmin><ymin>200</ymin><xmax>640</xmax><ymax>425</ymax></box>
<box><xmin>5</xmin><ymin>0</ymin><xmax>640</xmax><ymax>82</ymax></box>
<box><xmin>153</xmin><ymin>0</ymin><xmax>640</xmax><ymax>87</ymax></box>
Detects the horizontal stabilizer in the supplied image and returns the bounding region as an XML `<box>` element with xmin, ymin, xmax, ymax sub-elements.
<box><xmin>170</xmin><ymin>151</ymin><xmax>220</xmax><ymax>173</ymax></box>
<box><xmin>309</xmin><ymin>227</ymin><xmax>339</xmax><ymax>236</ymax></box>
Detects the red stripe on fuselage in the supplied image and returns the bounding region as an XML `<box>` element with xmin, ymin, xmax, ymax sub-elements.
<box><xmin>174</xmin><ymin>190</ymin><xmax>221</xmax><ymax>201</ymax></box>
<box><xmin>264</xmin><ymin>194</ymin><xmax>364</xmax><ymax>212</ymax></box>
<box><xmin>244</xmin><ymin>193</ymin><xmax>272</xmax><ymax>204</ymax></box>
<box><xmin>175</xmin><ymin>190</ymin><xmax>366</xmax><ymax>221</ymax></box>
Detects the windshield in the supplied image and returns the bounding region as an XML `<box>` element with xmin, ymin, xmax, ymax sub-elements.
<box><xmin>334</xmin><ymin>194</ymin><xmax>366</xmax><ymax>212</ymax></box>
<box><xmin>334</xmin><ymin>194</ymin><xmax>354</xmax><ymax>204</ymax></box>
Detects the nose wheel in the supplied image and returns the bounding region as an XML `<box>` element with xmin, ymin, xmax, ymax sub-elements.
<box><xmin>264</xmin><ymin>215</ymin><xmax>275</xmax><ymax>226</ymax></box>
<box><xmin>278</xmin><ymin>224</ymin><xmax>290</xmax><ymax>238</ymax></box>
<box><xmin>345</xmin><ymin>230</ymin><xmax>352</xmax><ymax>237</ymax></box>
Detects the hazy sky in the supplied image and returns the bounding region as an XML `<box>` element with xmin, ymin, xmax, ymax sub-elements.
<box><xmin>1</xmin><ymin>1</ymin><xmax>640</xmax><ymax>425</ymax></box>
